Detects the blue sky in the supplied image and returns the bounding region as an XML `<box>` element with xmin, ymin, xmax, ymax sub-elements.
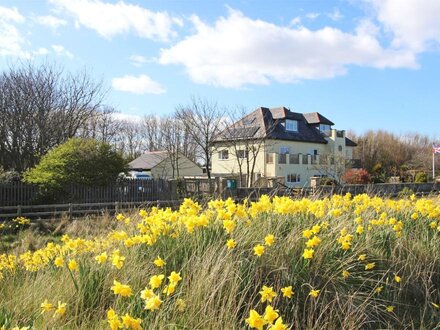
<box><xmin>0</xmin><ymin>0</ymin><xmax>439</xmax><ymax>136</ymax></box>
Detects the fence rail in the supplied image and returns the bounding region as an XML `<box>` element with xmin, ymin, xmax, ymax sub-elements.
<box><xmin>0</xmin><ymin>179</ymin><xmax>172</xmax><ymax>206</ymax></box>
<box><xmin>0</xmin><ymin>200</ymin><xmax>181</xmax><ymax>220</ymax></box>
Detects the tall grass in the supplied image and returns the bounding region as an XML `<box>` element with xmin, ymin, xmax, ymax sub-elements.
<box><xmin>1</xmin><ymin>194</ymin><xmax>440</xmax><ymax>329</ymax></box>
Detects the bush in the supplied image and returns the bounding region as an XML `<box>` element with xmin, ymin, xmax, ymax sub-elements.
<box><xmin>0</xmin><ymin>167</ymin><xmax>20</xmax><ymax>183</ymax></box>
<box><xmin>320</xmin><ymin>177</ymin><xmax>338</xmax><ymax>186</ymax></box>
<box><xmin>342</xmin><ymin>168</ymin><xmax>371</xmax><ymax>184</ymax></box>
<box><xmin>24</xmin><ymin>138</ymin><xmax>126</xmax><ymax>190</ymax></box>
<box><xmin>414</xmin><ymin>171</ymin><xmax>427</xmax><ymax>183</ymax></box>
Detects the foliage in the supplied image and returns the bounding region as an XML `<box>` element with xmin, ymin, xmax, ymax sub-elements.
<box><xmin>24</xmin><ymin>138</ymin><xmax>126</xmax><ymax>190</ymax></box>
<box><xmin>0</xmin><ymin>62</ymin><xmax>105</xmax><ymax>173</ymax></box>
<box><xmin>342</xmin><ymin>168</ymin><xmax>371</xmax><ymax>184</ymax></box>
<box><xmin>415</xmin><ymin>171</ymin><xmax>428</xmax><ymax>183</ymax></box>
<box><xmin>0</xmin><ymin>167</ymin><xmax>20</xmax><ymax>183</ymax></box>
<box><xmin>1</xmin><ymin>195</ymin><xmax>440</xmax><ymax>329</ymax></box>
<box><xmin>397</xmin><ymin>187</ymin><xmax>414</xmax><ymax>198</ymax></box>
<box><xmin>320</xmin><ymin>176</ymin><xmax>338</xmax><ymax>186</ymax></box>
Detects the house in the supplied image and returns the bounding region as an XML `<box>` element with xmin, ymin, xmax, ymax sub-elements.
<box><xmin>211</xmin><ymin>106</ymin><xmax>358</xmax><ymax>187</ymax></box>
<box><xmin>128</xmin><ymin>151</ymin><xmax>203</xmax><ymax>179</ymax></box>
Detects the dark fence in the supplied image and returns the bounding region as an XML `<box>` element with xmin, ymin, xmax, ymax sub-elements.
<box><xmin>317</xmin><ymin>182</ymin><xmax>440</xmax><ymax>197</ymax></box>
<box><xmin>0</xmin><ymin>179</ymin><xmax>171</xmax><ymax>207</ymax></box>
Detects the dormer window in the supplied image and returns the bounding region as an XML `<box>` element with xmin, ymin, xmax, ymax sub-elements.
<box><xmin>285</xmin><ymin>119</ymin><xmax>298</xmax><ymax>132</ymax></box>
<box><xmin>319</xmin><ymin>124</ymin><xmax>331</xmax><ymax>135</ymax></box>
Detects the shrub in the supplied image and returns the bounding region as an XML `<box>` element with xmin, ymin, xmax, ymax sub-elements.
<box><xmin>24</xmin><ymin>138</ymin><xmax>126</xmax><ymax>195</ymax></box>
<box><xmin>320</xmin><ymin>177</ymin><xmax>338</xmax><ymax>186</ymax></box>
<box><xmin>414</xmin><ymin>171</ymin><xmax>427</xmax><ymax>183</ymax></box>
<box><xmin>342</xmin><ymin>168</ymin><xmax>371</xmax><ymax>184</ymax></box>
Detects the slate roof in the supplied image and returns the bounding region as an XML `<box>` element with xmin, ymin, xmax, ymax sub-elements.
<box><xmin>128</xmin><ymin>151</ymin><xmax>168</xmax><ymax>170</ymax></box>
<box><xmin>215</xmin><ymin>107</ymin><xmax>329</xmax><ymax>144</ymax></box>
<box><xmin>303</xmin><ymin>112</ymin><xmax>335</xmax><ymax>126</ymax></box>
<box><xmin>215</xmin><ymin>107</ymin><xmax>357</xmax><ymax>147</ymax></box>
<box><xmin>345</xmin><ymin>137</ymin><xmax>358</xmax><ymax>147</ymax></box>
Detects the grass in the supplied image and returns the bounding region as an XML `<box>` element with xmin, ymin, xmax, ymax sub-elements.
<box><xmin>1</xmin><ymin>194</ymin><xmax>440</xmax><ymax>329</ymax></box>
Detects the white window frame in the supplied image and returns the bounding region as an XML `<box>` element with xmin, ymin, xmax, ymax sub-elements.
<box><xmin>286</xmin><ymin>174</ymin><xmax>301</xmax><ymax>183</ymax></box>
<box><xmin>236</xmin><ymin>150</ymin><xmax>248</xmax><ymax>159</ymax></box>
<box><xmin>285</xmin><ymin>119</ymin><xmax>298</xmax><ymax>132</ymax></box>
<box><xmin>219</xmin><ymin>149</ymin><xmax>229</xmax><ymax>160</ymax></box>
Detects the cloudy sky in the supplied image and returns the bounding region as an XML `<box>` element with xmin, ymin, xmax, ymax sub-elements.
<box><xmin>1</xmin><ymin>0</ymin><xmax>439</xmax><ymax>135</ymax></box>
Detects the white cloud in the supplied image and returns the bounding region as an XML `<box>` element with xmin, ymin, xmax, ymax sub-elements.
<box><xmin>328</xmin><ymin>9</ymin><xmax>343</xmax><ymax>21</ymax></box>
<box><xmin>0</xmin><ymin>6</ymin><xmax>24</xmax><ymax>23</ymax></box>
<box><xmin>111</xmin><ymin>112</ymin><xmax>143</xmax><ymax>123</ymax></box>
<box><xmin>290</xmin><ymin>17</ymin><xmax>301</xmax><ymax>26</ymax></box>
<box><xmin>33</xmin><ymin>47</ymin><xmax>50</xmax><ymax>56</ymax></box>
<box><xmin>112</xmin><ymin>74</ymin><xmax>166</xmax><ymax>94</ymax></box>
<box><xmin>34</xmin><ymin>15</ymin><xmax>67</xmax><ymax>29</ymax></box>
<box><xmin>368</xmin><ymin>0</ymin><xmax>440</xmax><ymax>51</ymax></box>
<box><xmin>129</xmin><ymin>55</ymin><xmax>149</xmax><ymax>67</ymax></box>
<box><xmin>52</xmin><ymin>44</ymin><xmax>74</xmax><ymax>58</ymax></box>
<box><xmin>49</xmin><ymin>0</ymin><xmax>182</xmax><ymax>41</ymax></box>
<box><xmin>0</xmin><ymin>6</ymin><xmax>30</xmax><ymax>58</ymax></box>
<box><xmin>305</xmin><ymin>12</ymin><xmax>320</xmax><ymax>20</ymax></box>
<box><xmin>159</xmin><ymin>9</ymin><xmax>416</xmax><ymax>88</ymax></box>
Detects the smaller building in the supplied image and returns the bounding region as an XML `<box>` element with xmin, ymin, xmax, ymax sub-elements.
<box><xmin>128</xmin><ymin>151</ymin><xmax>203</xmax><ymax>179</ymax></box>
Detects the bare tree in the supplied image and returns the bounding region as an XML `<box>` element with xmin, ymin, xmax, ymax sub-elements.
<box><xmin>220</xmin><ymin>107</ymin><xmax>274</xmax><ymax>187</ymax></box>
<box><xmin>175</xmin><ymin>97</ymin><xmax>225</xmax><ymax>179</ymax></box>
<box><xmin>0</xmin><ymin>61</ymin><xmax>105</xmax><ymax>172</ymax></box>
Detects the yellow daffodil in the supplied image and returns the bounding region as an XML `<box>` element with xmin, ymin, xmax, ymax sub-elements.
<box><xmin>168</xmin><ymin>271</ymin><xmax>182</xmax><ymax>284</ymax></box>
<box><xmin>149</xmin><ymin>274</ymin><xmax>165</xmax><ymax>289</ymax></box>
<box><xmin>153</xmin><ymin>256</ymin><xmax>166</xmax><ymax>268</ymax></box>
<box><xmin>281</xmin><ymin>286</ymin><xmax>293</xmax><ymax>298</ymax></box>
<box><xmin>365</xmin><ymin>263</ymin><xmax>375</xmax><ymax>270</ymax></box>
<box><xmin>54</xmin><ymin>301</ymin><xmax>66</xmax><ymax>317</ymax></box>
<box><xmin>68</xmin><ymin>259</ymin><xmax>78</xmax><ymax>272</ymax></box>
<box><xmin>121</xmin><ymin>313</ymin><xmax>142</xmax><ymax>330</ymax></box>
<box><xmin>111</xmin><ymin>280</ymin><xmax>132</xmax><ymax>297</ymax></box>
<box><xmin>40</xmin><ymin>299</ymin><xmax>53</xmax><ymax>313</ymax></box>
<box><xmin>245</xmin><ymin>309</ymin><xmax>266</xmax><ymax>330</ymax></box>
<box><xmin>144</xmin><ymin>295</ymin><xmax>162</xmax><ymax>311</ymax></box>
<box><xmin>226</xmin><ymin>239</ymin><xmax>236</xmax><ymax>249</ymax></box>
<box><xmin>309</xmin><ymin>289</ymin><xmax>320</xmax><ymax>298</ymax></box>
<box><xmin>264</xmin><ymin>234</ymin><xmax>275</xmax><ymax>246</ymax></box>
<box><xmin>253</xmin><ymin>244</ymin><xmax>265</xmax><ymax>257</ymax></box>
<box><xmin>263</xmin><ymin>305</ymin><xmax>279</xmax><ymax>323</ymax></box>
<box><xmin>259</xmin><ymin>285</ymin><xmax>277</xmax><ymax>303</ymax></box>
<box><xmin>303</xmin><ymin>248</ymin><xmax>314</xmax><ymax>260</ymax></box>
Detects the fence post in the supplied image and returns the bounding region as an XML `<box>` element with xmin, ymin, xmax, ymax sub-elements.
<box><xmin>115</xmin><ymin>201</ymin><xmax>120</xmax><ymax>214</ymax></box>
<box><xmin>17</xmin><ymin>205</ymin><xmax>22</xmax><ymax>217</ymax></box>
<box><xmin>68</xmin><ymin>203</ymin><xmax>73</xmax><ymax>221</ymax></box>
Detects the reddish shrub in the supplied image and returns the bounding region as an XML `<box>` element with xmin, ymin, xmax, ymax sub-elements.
<box><xmin>342</xmin><ymin>168</ymin><xmax>371</xmax><ymax>184</ymax></box>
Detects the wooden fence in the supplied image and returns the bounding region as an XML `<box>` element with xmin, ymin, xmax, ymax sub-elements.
<box><xmin>0</xmin><ymin>179</ymin><xmax>171</xmax><ymax>207</ymax></box>
<box><xmin>0</xmin><ymin>200</ymin><xmax>181</xmax><ymax>220</ymax></box>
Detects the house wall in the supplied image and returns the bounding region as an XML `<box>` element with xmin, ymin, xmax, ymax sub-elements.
<box><xmin>211</xmin><ymin>142</ymin><xmax>267</xmax><ymax>180</ymax></box>
<box><xmin>212</xmin><ymin>130</ymin><xmax>355</xmax><ymax>187</ymax></box>
<box><xmin>151</xmin><ymin>156</ymin><xmax>203</xmax><ymax>179</ymax></box>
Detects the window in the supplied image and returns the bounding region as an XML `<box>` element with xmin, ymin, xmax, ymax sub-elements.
<box><xmin>285</xmin><ymin>119</ymin><xmax>298</xmax><ymax>132</ymax></box>
<box><xmin>289</xmin><ymin>153</ymin><xmax>299</xmax><ymax>164</ymax></box>
<box><xmin>266</xmin><ymin>153</ymin><xmax>274</xmax><ymax>164</ymax></box>
<box><xmin>236</xmin><ymin>150</ymin><xmax>248</xmax><ymax>159</ymax></box>
<box><xmin>338</xmin><ymin>145</ymin><xmax>343</xmax><ymax>152</ymax></box>
<box><xmin>219</xmin><ymin>150</ymin><xmax>229</xmax><ymax>160</ymax></box>
<box><xmin>287</xmin><ymin>174</ymin><xmax>301</xmax><ymax>183</ymax></box>
<box><xmin>319</xmin><ymin>124</ymin><xmax>331</xmax><ymax>134</ymax></box>
<box><xmin>280</xmin><ymin>147</ymin><xmax>289</xmax><ymax>154</ymax></box>
<box><xmin>279</xmin><ymin>147</ymin><xmax>288</xmax><ymax>164</ymax></box>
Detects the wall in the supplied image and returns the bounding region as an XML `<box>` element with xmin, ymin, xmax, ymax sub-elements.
<box><xmin>212</xmin><ymin>129</ymin><xmax>355</xmax><ymax>187</ymax></box>
<box><xmin>151</xmin><ymin>155</ymin><xmax>203</xmax><ymax>179</ymax></box>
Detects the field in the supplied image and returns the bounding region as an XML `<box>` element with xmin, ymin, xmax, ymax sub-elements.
<box><xmin>1</xmin><ymin>194</ymin><xmax>440</xmax><ymax>329</ymax></box>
